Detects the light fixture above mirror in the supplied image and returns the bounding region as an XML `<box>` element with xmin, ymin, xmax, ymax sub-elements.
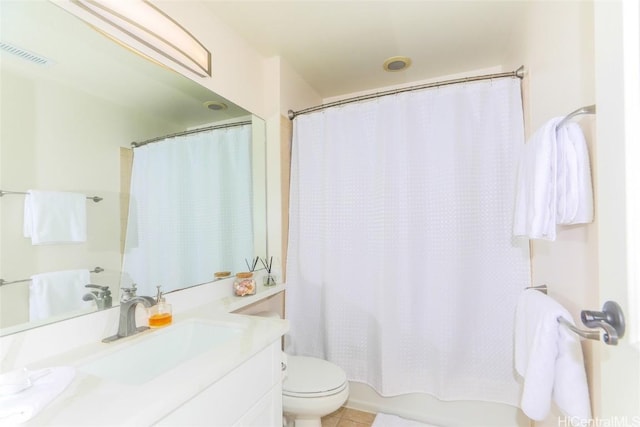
<box><xmin>53</xmin><ymin>0</ymin><xmax>211</xmax><ymax>78</ymax></box>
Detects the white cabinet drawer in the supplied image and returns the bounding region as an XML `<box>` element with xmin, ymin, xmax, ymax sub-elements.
<box><xmin>157</xmin><ymin>341</ymin><xmax>281</xmax><ymax>426</ymax></box>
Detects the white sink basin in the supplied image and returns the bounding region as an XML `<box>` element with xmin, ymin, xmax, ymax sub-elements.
<box><xmin>80</xmin><ymin>318</ymin><xmax>244</xmax><ymax>384</ymax></box>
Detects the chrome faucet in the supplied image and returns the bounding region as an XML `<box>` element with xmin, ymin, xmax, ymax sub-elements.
<box><xmin>102</xmin><ymin>295</ymin><xmax>156</xmax><ymax>343</ymax></box>
<box><xmin>83</xmin><ymin>284</ymin><xmax>112</xmax><ymax>310</ymax></box>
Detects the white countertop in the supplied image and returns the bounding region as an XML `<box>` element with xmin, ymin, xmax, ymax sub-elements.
<box><xmin>4</xmin><ymin>283</ymin><xmax>288</xmax><ymax>426</ymax></box>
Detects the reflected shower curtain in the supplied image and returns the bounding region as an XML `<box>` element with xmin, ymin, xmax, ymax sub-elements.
<box><xmin>286</xmin><ymin>78</ymin><xmax>531</xmax><ymax>404</ymax></box>
<box><xmin>122</xmin><ymin>124</ymin><xmax>253</xmax><ymax>295</ymax></box>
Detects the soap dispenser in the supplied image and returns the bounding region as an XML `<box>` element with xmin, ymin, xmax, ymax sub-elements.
<box><xmin>148</xmin><ymin>286</ymin><xmax>172</xmax><ymax>328</ymax></box>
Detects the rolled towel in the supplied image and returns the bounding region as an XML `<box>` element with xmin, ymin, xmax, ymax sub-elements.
<box><xmin>0</xmin><ymin>367</ymin><xmax>75</xmax><ymax>424</ymax></box>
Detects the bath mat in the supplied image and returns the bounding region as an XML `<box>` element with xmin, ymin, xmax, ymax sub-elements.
<box><xmin>372</xmin><ymin>413</ymin><xmax>439</xmax><ymax>427</ymax></box>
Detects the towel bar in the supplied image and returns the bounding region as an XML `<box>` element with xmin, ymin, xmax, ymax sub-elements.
<box><xmin>557</xmin><ymin>316</ymin><xmax>599</xmax><ymax>341</ymax></box>
<box><xmin>0</xmin><ymin>267</ymin><xmax>104</xmax><ymax>287</ymax></box>
<box><xmin>525</xmin><ymin>284</ymin><xmax>625</xmax><ymax>345</ymax></box>
<box><xmin>556</xmin><ymin>104</ymin><xmax>596</xmax><ymax>128</ymax></box>
<box><xmin>0</xmin><ymin>190</ymin><xmax>103</xmax><ymax>203</ymax></box>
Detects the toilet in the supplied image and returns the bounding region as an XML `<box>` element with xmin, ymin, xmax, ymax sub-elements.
<box><xmin>282</xmin><ymin>354</ymin><xmax>349</xmax><ymax>427</ymax></box>
<box><xmin>253</xmin><ymin>312</ymin><xmax>349</xmax><ymax>427</ymax></box>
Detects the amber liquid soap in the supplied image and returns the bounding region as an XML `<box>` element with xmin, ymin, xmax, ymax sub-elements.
<box><xmin>148</xmin><ymin>312</ymin><xmax>172</xmax><ymax>328</ymax></box>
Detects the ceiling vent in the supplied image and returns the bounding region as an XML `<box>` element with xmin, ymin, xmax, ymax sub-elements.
<box><xmin>0</xmin><ymin>42</ymin><xmax>55</xmax><ymax>66</ymax></box>
<box><xmin>383</xmin><ymin>56</ymin><xmax>411</xmax><ymax>72</ymax></box>
<box><xmin>204</xmin><ymin>101</ymin><xmax>228</xmax><ymax>111</ymax></box>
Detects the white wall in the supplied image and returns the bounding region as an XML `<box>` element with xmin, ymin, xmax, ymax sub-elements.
<box><xmin>504</xmin><ymin>1</ymin><xmax>597</xmax><ymax>424</ymax></box>
<box><xmin>264</xmin><ymin>56</ymin><xmax>322</xmax><ymax>273</ymax></box>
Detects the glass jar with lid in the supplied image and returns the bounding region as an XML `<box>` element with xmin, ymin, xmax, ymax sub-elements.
<box><xmin>233</xmin><ymin>272</ymin><xmax>256</xmax><ymax>296</ymax></box>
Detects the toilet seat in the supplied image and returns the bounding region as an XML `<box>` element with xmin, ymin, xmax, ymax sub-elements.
<box><xmin>283</xmin><ymin>355</ymin><xmax>348</xmax><ymax>398</ymax></box>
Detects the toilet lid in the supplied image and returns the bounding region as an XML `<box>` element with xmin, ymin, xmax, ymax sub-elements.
<box><xmin>283</xmin><ymin>355</ymin><xmax>347</xmax><ymax>397</ymax></box>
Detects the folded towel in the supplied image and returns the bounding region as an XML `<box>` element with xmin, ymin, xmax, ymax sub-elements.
<box><xmin>23</xmin><ymin>190</ymin><xmax>87</xmax><ymax>245</ymax></box>
<box><xmin>513</xmin><ymin>118</ymin><xmax>594</xmax><ymax>240</ymax></box>
<box><xmin>0</xmin><ymin>367</ymin><xmax>75</xmax><ymax>424</ymax></box>
<box><xmin>29</xmin><ymin>270</ymin><xmax>92</xmax><ymax>322</ymax></box>
<box><xmin>556</xmin><ymin>123</ymin><xmax>594</xmax><ymax>224</ymax></box>
<box><xmin>0</xmin><ymin>369</ymin><xmax>32</xmax><ymax>396</ymax></box>
<box><xmin>514</xmin><ymin>289</ymin><xmax>591</xmax><ymax>421</ymax></box>
<box><xmin>513</xmin><ymin>118</ymin><xmax>560</xmax><ymax>240</ymax></box>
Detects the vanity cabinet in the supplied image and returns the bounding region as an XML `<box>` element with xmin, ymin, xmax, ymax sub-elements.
<box><xmin>157</xmin><ymin>340</ymin><xmax>283</xmax><ymax>426</ymax></box>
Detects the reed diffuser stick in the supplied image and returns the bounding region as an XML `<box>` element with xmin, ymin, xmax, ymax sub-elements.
<box><xmin>260</xmin><ymin>256</ymin><xmax>273</xmax><ymax>273</ymax></box>
<box><xmin>245</xmin><ymin>256</ymin><xmax>259</xmax><ymax>272</ymax></box>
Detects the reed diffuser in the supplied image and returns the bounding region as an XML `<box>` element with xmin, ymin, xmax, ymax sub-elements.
<box><xmin>245</xmin><ymin>256</ymin><xmax>260</xmax><ymax>272</ymax></box>
<box><xmin>260</xmin><ymin>256</ymin><xmax>277</xmax><ymax>287</ymax></box>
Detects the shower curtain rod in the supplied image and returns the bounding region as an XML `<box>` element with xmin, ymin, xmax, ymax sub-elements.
<box><xmin>288</xmin><ymin>65</ymin><xmax>525</xmax><ymax>120</ymax></box>
<box><xmin>131</xmin><ymin>120</ymin><xmax>252</xmax><ymax>148</ymax></box>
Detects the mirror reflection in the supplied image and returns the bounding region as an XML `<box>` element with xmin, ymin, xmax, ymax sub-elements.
<box><xmin>0</xmin><ymin>0</ymin><xmax>266</xmax><ymax>335</ymax></box>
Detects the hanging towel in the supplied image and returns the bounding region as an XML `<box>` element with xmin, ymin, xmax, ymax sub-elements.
<box><xmin>514</xmin><ymin>289</ymin><xmax>591</xmax><ymax>422</ymax></box>
<box><xmin>29</xmin><ymin>270</ymin><xmax>91</xmax><ymax>322</ymax></box>
<box><xmin>513</xmin><ymin>118</ymin><xmax>594</xmax><ymax>240</ymax></box>
<box><xmin>0</xmin><ymin>367</ymin><xmax>75</xmax><ymax>424</ymax></box>
<box><xmin>555</xmin><ymin>123</ymin><xmax>594</xmax><ymax>225</ymax></box>
<box><xmin>23</xmin><ymin>190</ymin><xmax>87</xmax><ymax>245</ymax></box>
<box><xmin>513</xmin><ymin>118</ymin><xmax>560</xmax><ymax>240</ymax></box>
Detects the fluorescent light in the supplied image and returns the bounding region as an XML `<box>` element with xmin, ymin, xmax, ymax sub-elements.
<box><xmin>55</xmin><ymin>0</ymin><xmax>211</xmax><ymax>77</ymax></box>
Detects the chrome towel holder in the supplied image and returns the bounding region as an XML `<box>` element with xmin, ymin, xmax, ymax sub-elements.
<box><xmin>0</xmin><ymin>266</ymin><xmax>105</xmax><ymax>287</ymax></box>
<box><xmin>556</xmin><ymin>104</ymin><xmax>596</xmax><ymax>128</ymax></box>
<box><xmin>526</xmin><ymin>284</ymin><xmax>625</xmax><ymax>345</ymax></box>
<box><xmin>0</xmin><ymin>189</ymin><xmax>103</xmax><ymax>203</ymax></box>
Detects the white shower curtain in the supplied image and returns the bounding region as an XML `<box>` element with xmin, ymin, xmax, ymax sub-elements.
<box><xmin>286</xmin><ymin>78</ymin><xmax>531</xmax><ymax>405</ymax></box>
<box><xmin>122</xmin><ymin>124</ymin><xmax>253</xmax><ymax>295</ymax></box>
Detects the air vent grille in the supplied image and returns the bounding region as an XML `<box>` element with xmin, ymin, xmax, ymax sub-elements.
<box><xmin>0</xmin><ymin>42</ymin><xmax>54</xmax><ymax>66</ymax></box>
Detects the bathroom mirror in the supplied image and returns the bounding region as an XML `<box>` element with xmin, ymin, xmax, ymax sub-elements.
<box><xmin>0</xmin><ymin>0</ymin><xmax>267</xmax><ymax>335</ymax></box>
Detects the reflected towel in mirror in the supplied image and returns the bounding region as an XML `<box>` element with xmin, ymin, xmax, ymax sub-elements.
<box><xmin>23</xmin><ymin>190</ymin><xmax>87</xmax><ymax>245</ymax></box>
<box><xmin>29</xmin><ymin>270</ymin><xmax>92</xmax><ymax>321</ymax></box>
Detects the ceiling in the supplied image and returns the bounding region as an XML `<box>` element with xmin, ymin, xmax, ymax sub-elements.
<box><xmin>1</xmin><ymin>1</ymin><xmax>531</xmax><ymax>121</ymax></box>
<box><xmin>202</xmin><ymin>0</ymin><xmax>530</xmax><ymax>99</ymax></box>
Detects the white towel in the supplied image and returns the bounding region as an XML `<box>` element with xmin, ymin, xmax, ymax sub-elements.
<box><xmin>513</xmin><ymin>118</ymin><xmax>594</xmax><ymax>240</ymax></box>
<box><xmin>23</xmin><ymin>190</ymin><xmax>87</xmax><ymax>245</ymax></box>
<box><xmin>0</xmin><ymin>367</ymin><xmax>75</xmax><ymax>424</ymax></box>
<box><xmin>29</xmin><ymin>270</ymin><xmax>91</xmax><ymax>322</ymax></box>
<box><xmin>514</xmin><ymin>289</ymin><xmax>591</xmax><ymax>422</ymax></box>
<box><xmin>556</xmin><ymin>123</ymin><xmax>594</xmax><ymax>225</ymax></box>
<box><xmin>513</xmin><ymin>118</ymin><xmax>560</xmax><ymax>240</ymax></box>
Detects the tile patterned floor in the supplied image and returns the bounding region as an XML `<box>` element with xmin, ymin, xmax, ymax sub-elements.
<box><xmin>321</xmin><ymin>407</ymin><xmax>377</xmax><ymax>427</ymax></box>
